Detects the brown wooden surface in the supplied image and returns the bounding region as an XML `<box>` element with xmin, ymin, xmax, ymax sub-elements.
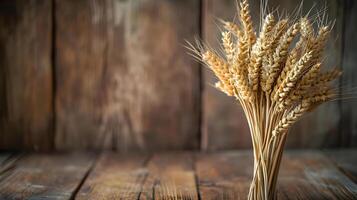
<box><xmin>102</xmin><ymin>0</ymin><xmax>201</xmax><ymax>151</ymax></box>
<box><xmin>325</xmin><ymin>149</ymin><xmax>357</xmax><ymax>182</ymax></box>
<box><xmin>202</xmin><ymin>0</ymin><xmax>344</xmax><ymax>150</ymax></box>
<box><xmin>196</xmin><ymin>150</ymin><xmax>357</xmax><ymax>200</ymax></box>
<box><xmin>0</xmin><ymin>153</ymin><xmax>11</xmax><ymax>166</ymax></box>
<box><xmin>76</xmin><ymin>153</ymin><xmax>148</xmax><ymax>200</ymax></box>
<box><xmin>0</xmin><ymin>150</ymin><xmax>356</xmax><ymax>199</ymax></box>
<box><xmin>195</xmin><ymin>151</ymin><xmax>252</xmax><ymax>199</ymax></box>
<box><xmin>341</xmin><ymin>0</ymin><xmax>357</xmax><ymax>147</ymax></box>
<box><xmin>278</xmin><ymin>151</ymin><xmax>357</xmax><ymax>199</ymax></box>
<box><xmin>0</xmin><ymin>153</ymin><xmax>20</xmax><ymax>175</ymax></box>
<box><xmin>55</xmin><ymin>0</ymin><xmax>107</xmax><ymax>150</ymax></box>
<box><xmin>0</xmin><ymin>153</ymin><xmax>95</xmax><ymax>199</ymax></box>
<box><xmin>140</xmin><ymin>153</ymin><xmax>198</xmax><ymax>200</ymax></box>
<box><xmin>55</xmin><ymin>0</ymin><xmax>200</xmax><ymax>151</ymax></box>
<box><xmin>0</xmin><ymin>0</ymin><xmax>53</xmax><ymax>151</ymax></box>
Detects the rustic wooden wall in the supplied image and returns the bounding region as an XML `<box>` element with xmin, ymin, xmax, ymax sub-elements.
<box><xmin>0</xmin><ymin>0</ymin><xmax>53</xmax><ymax>151</ymax></box>
<box><xmin>341</xmin><ymin>0</ymin><xmax>357</xmax><ymax>147</ymax></box>
<box><xmin>0</xmin><ymin>0</ymin><xmax>356</xmax><ymax>151</ymax></box>
<box><xmin>55</xmin><ymin>0</ymin><xmax>200</xmax><ymax>151</ymax></box>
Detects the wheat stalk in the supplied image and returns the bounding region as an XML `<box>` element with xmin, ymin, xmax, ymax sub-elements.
<box><xmin>187</xmin><ymin>1</ymin><xmax>342</xmax><ymax>199</ymax></box>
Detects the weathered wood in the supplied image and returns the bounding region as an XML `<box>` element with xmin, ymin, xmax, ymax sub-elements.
<box><xmin>0</xmin><ymin>0</ymin><xmax>53</xmax><ymax>150</ymax></box>
<box><xmin>140</xmin><ymin>153</ymin><xmax>198</xmax><ymax>200</ymax></box>
<box><xmin>325</xmin><ymin>149</ymin><xmax>357</xmax><ymax>182</ymax></box>
<box><xmin>55</xmin><ymin>0</ymin><xmax>200</xmax><ymax>151</ymax></box>
<box><xmin>202</xmin><ymin>0</ymin><xmax>344</xmax><ymax>149</ymax></box>
<box><xmin>0</xmin><ymin>150</ymin><xmax>356</xmax><ymax>198</ymax></box>
<box><xmin>0</xmin><ymin>153</ymin><xmax>19</xmax><ymax>176</ymax></box>
<box><xmin>102</xmin><ymin>0</ymin><xmax>200</xmax><ymax>151</ymax></box>
<box><xmin>195</xmin><ymin>151</ymin><xmax>253</xmax><ymax>199</ymax></box>
<box><xmin>278</xmin><ymin>151</ymin><xmax>357</xmax><ymax>199</ymax></box>
<box><xmin>55</xmin><ymin>0</ymin><xmax>107</xmax><ymax>150</ymax></box>
<box><xmin>341</xmin><ymin>0</ymin><xmax>357</xmax><ymax>147</ymax></box>
<box><xmin>76</xmin><ymin>153</ymin><xmax>148</xmax><ymax>200</ymax></box>
<box><xmin>0</xmin><ymin>153</ymin><xmax>95</xmax><ymax>199</ymax></box>
<box><xmin>196</xmin><ymin>151</ymin><xmax>357</xmax><ymax>199</ymax></box>
<box><xmin>0</xmin><ymin>153</ymin><xmax>11</xmax><ymax>166</ymax></box>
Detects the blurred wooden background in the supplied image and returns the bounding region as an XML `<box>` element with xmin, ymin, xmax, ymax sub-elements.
<box><xmin>0</xmin><ymin>0</ymin><xmax>356</xmax><ymax>151</ymax></box>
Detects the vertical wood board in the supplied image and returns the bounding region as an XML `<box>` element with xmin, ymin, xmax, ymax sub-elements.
<box><xmin>55</xmin><ymin>0</ymin><xmax>201</xmax><ymax>151</ymax></box>
<box><xmin>102</xmin><ymin>0</ymin><xmax>201</xmax><ymax>151</ymax></box>
<box><xmin>341</xmin><ymin>0</ymin><xmax>357</xmax><ymax>147</ymax></box>
<box><xmin>0</xmin><ymin>0</ymin><xmax>53</xmax><ymax>150</ymax></box>
<box><xmin>55</xmin><ymin>0</ymin><xmax>107</xmax><ymax>150</ymax></box>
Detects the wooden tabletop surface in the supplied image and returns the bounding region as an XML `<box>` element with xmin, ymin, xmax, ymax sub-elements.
<box><xmin>0</xmin><ymin>149</ymin><xmax>356</xmax><ymax>199</ymax></box>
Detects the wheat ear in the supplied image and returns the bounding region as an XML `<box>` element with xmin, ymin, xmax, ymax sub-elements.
<box><xmin>249</xmin><ymin>14</ymin><xmax>275</xmax><ymax>91</ymax></box>
<box><xmin>263</xmin><ymin>23</ymin><xmax>300</xmax><ymax>93</ymax></box>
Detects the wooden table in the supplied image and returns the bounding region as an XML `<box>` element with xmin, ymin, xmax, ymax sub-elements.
<box><xmin>0</xmin><ymin>150</ymin><xmax>356</xmax><ymax>199</ymax></box>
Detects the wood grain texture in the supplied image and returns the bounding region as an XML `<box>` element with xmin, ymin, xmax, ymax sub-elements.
<box><xmin>325</xmin><ymin>149</ymin><xmax>357</xmax><ymax>182</ymax></box>
<box><xmin>55</xmin><ymin>0</ymin><xmax>200</xmax><ymax>151</ymax></box>
<box><xmin>202</xmin><ymin>0</ymin><xmax>344</xmax><ymax>149</ymax></box>
<box><xmin>0</xmin><ymin>151</ymin><xmax>356</xmax><ymax>198</ymax></box>
<box><xmin>195</xmin><ymin>151</ymin><xmax>253</xmax><ymax>199</ymax></box>
<box><xmin>341</xmin><ymin>0</ymin><xmax>357</xmax><ymax>147</ymax></box>
<box><xmin>101</xmin><ymin>0</ymin><xmax>200</xmax><ymax>151</ymax></box>
<box><xmin>0</xmin><ymin>153</ymin><xmax>11</xmax><ymax>166</ymax></box>
<box><xmin>139</xmin><ymin>153</ymin><xmax>198</xmax><ymax>200</ymax></box>
<box><xmin>0</xmin><ymin>0</ymin><xmax>53</xmax><ymax>151</ymax></box>
<box><xmin>196</xmin><ymin>151</ymin><xmax>357</xmax><ymax>199</ymax></box>
<box><xmin>278</xmin><ymin>151</ymin><xmax>357</xmax><ymax>199</ymax></box>
<box><xmin>76</xmin><ymin>153</ymin><xmax>149</xmax><ymax>200</ymax></box>
<box><xmin>0</xmin><ymin>153</ymin><xmax>94</xmax><ymax>199</ymax></box>
<box><xmin>0</xmin><ymin>153</ymin><xmax>20</xmax><ymax>175</ymax></box>
<box><xmin>55</xmin><ymin>0</ymin><xmax>107</xmax><ymax>150</ymax></box>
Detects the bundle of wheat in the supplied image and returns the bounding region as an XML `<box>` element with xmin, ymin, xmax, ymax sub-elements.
<box><xmin>187</xmin><ymin>0</ymin><xmax>341</xmax><ymax>199</ymax></box>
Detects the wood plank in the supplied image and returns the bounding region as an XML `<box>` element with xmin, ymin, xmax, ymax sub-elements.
<box><xmin>325</xmin><ymin>149</ymin><xmax>357</xmax><ymax>182</ymax></box>
<box><xmin>341</xmin><ymin>0</ymin><xmax>357</xmax><ymax>147</ymax></box>
<box><xmin>56</xmin><ymin>0</ymin><xmax>200</xmax><ymax>151</ymax></box>
<box><xmin>0</xmin><ymin>153</ymin><xmax>19</xmax><ymax>175</ymax></box>
<box><xmin>102</xmin><ymin>0</ymin><xmax>200</xmax><ymax>151</ymax></box>
<box><xmin>0</xmin><ymin>153</ymin><xmax>95</xmax><ymax>199</ymax></box>
<box><xmin>0</xmin><ymin>153</ymin><xmax>11</xmax><ymax>166</ymax></box>
<box><xmin>76</xmin><ymin>153</ymin><xmax>149</xmax><ymax>200</ymax></box>
<box><xmin>196</xmin><ymin>151</ymin><xmax>357</xmax><ymax>199</ymax></box>
<box><xmin>139</xmin><ymin>153</ymin><xmax>198</xmax><ymax>200</ymax></box>
<box><xmin>55</xmin><ymin>0</ymin><xmax>107</xmax><ymax>150</ymax></box>
<box><xmin>278</xmin><ymin>151</ymin><xmax>357</xmax><ymax>199</ymax></box>
<box><xmin>0</xmin><ymin>0</ymin><xmax>53</xmax><ymax>150</ymax></box>
<box><xmin>195</xmin><ymin>151</ymin><xmax>252</xmax><ymax>199</ymax></box>
<box><xmin>202</xmin><ymin>0</ymin><xmax>344</xmax><ymax>149</ymax></box>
